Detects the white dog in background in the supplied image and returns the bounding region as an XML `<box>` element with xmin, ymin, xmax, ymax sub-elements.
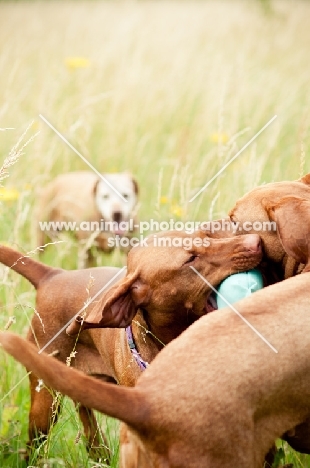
<box><xmin>36</xmin><ymin>171</ymin><xmax>139</xmax><ymax>267</ymax></box>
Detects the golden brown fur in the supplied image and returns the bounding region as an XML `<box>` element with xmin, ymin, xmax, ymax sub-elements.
<box><xmin>208</xmin><ymin>173</ymin><xmax>310</xmax><ymax>456</ymax></box>
<box><xmin>0</xmin><ymin>230</ymin><xmax>262</xmax><ymax>459</ymax></box>
<box><xmin>3</xmin><ymin>268</ymin><xmax>310</xmax><ymax>467</ymax></box>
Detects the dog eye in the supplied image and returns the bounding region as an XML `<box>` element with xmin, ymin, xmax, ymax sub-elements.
<box><xmin>122</xmin><ymin>194</ymin><xmax>129</xmax><ymax>200</ymax></box>
<box><xmin>183</xmin><ymin>255</ymin><xmax>198</xmax><ymax>265</ymax></box>
<box><xmin>102</xmin><ymin>194</ymin><xmax>109</xmax><ymax>199</ymax></box>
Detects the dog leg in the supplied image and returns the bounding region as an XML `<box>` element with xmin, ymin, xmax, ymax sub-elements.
<box><xmin>77</xmin><ymin>404</ymin><xmax>111</xmax><ymax>462</ymax></box>
<box><xmin>77</xmin><ymin>374</ymin><xmax>117</xmax><ymax>462</ymax></box>
<box><xmin>77</xmin><ymin>246</ymin><xmax>88</xmax><ymax>269</ymax></box>
<box><xmin>28</xmin><ymin>372</ymin><xmax>61</xmax><ymax>452</ymax></box>
<box><xmin>264</xmin><ymin>444</ymin><xmax>276</xmax><ymax>467</ymax></box>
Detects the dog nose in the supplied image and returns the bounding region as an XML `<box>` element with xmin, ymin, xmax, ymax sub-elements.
<box><xmin>112</xmin><ymin>211</ymin><xmax>122</xmax><ymax>223</ymax></box>
<box><xmin>243</xmin><ymin>234</ymin><xmax>261</xmax><ymax>253</ymax></box>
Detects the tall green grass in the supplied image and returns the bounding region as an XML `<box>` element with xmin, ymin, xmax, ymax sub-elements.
<box><xmin>1</xmin><ymin>0</ymin><xmax>310</xmax><ymax>466</ymax></box>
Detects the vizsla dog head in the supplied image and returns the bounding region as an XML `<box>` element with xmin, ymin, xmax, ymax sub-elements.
<box><xmin>66</xmin><ymin>229</ymin><xmax>262</xmax><ymax>339</ymax></box>
<box><xmin>229</xmin><ymin>193</ymin><xmax>310</xmax><ymax>277</ymax></box>
<box><xmin>205</xmin><ymin>176</ymin><xmax>310</xmax><ymax>279</ymax></box>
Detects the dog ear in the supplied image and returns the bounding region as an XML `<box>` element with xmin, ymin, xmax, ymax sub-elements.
<box><xmin>298</xmin><ymin>173</ymin><xmax>310</xmax><ymax>186</ymax></box>
<box><xmin>263</xmin><ymin>196</ymin><xmax>310</xmax><ymax>266</ymax></box>
<box><xmin>93</xmin><ymin>178</ymin><xmax>100</xmax><ymax>196</ymax></box>
<box><xmin>66</xmin><ymin>273</ymin><xmax>151</xmax><ymax>335</ymax></box>
<box><xmin>131</xmin><ymin>177</ymin><xmax>139</xmax><ymax>196</ymax></box>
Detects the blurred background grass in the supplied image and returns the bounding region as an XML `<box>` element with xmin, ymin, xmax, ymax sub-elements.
<box><xmin>0</xmin><ymin>0</ymin><xmax>310</xmax><ymax>466</ymax></box>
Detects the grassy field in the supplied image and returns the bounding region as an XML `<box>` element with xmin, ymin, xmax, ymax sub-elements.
<box><xmin>1</xmin><ymin>0</ymin><xmax>310</xmax><ymax>466</ymax></box>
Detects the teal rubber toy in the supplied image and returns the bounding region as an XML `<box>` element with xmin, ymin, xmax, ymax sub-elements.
<box><xmin>216</xmin><ymin>269</ymin><xmax>264</xmax><ymax>309</ymax></box>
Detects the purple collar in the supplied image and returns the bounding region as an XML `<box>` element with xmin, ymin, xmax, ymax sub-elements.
<box><xmin>126</xmin><ymin>325</ymin><xmax>148</xmax><ymax>371</ymax></box>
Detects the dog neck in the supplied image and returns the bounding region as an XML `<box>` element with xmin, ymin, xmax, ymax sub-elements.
<box><xmin>130</xmin><ymin>310</ymin><xmax>165</xmax><ymax>365</ymax></box>
<box><xmin>134</xmin><ymin>307</ymin><xmax>197</xmax><ymax>348</ymax></box>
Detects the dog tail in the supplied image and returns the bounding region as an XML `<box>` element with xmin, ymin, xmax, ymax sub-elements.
<box><xmin>0</xmin><ymin>332</ymin><xmax>147</xmax><ymax>429</ymax></box>
<box><xmin>0</xmin><ymin>245</ymin><xmax>58</xmax><ymax>289</ymax></box>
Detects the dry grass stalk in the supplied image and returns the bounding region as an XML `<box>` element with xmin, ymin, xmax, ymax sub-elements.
<box><xmin>0</xmin><ymin>121</ymin><xmax>39</xmax><ymax>186</ymax></box>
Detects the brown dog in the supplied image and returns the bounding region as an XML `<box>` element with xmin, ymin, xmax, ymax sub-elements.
<box><xmin>207</xmin><ymin>174</ymin><xmax>310</xmax><ymax>457</ymax></box>
<box><xmin>0</xmin><ymin>244</ymin><xmax>125</xmax><ymax>458</ymax></box>
<box><xmin>2</xmin><ymin>245</ymin><xmax>310</xmax><ymax>467</ymax></box>
<box><xmin>209</xmin><ymin>173</ymin><xmax>310</xmax><ymax>280</ymax></box>
<box><xmin>0</xmin><ymin>230</ymin><xmax>262</xmax><ymax>460</ymax></box>
<box><xmin>36</xmin><ymin>171</ymin><xmax>139</xmax><ymax>267</ymax></box>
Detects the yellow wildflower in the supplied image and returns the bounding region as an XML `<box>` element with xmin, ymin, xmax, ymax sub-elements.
<box><xmin>210</xmin><ymin>133</ymin><xmax>229</xmax><ymax>144</ymax></box>
<box><xmin>171</xmin><ymin>204</ymin><xmax>183</xmax><ymax>218</ymax></box>
<box><xmin>65</xmin><ymin>57</ymin><xmax>91</xmax><ymax>70</ymax></box>
<box><xmin>0</xmin><ymin>187</ymin><xmax>20</xmax><ymax>201</ymax></box>
<box><xmin>160</xmin><ymin>196</ymin><xmax>169</xmax><ymax>205</ymax></box>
